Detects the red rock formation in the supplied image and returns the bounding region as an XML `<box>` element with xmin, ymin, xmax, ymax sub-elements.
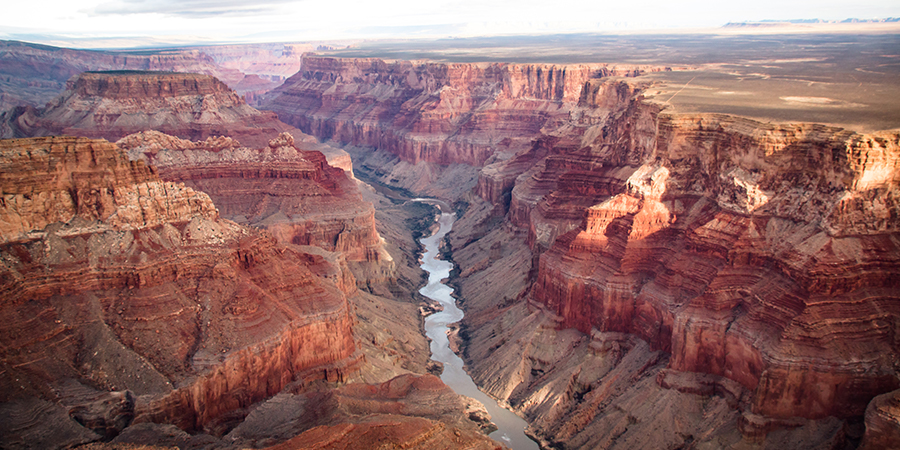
<box><xmin>860</xmin><ymin>389</ymin><xmax>900</xmax><ymax>449</ymax></box>
<box><xmin>0</xmin><ymin>39</ymin><xmax>290</xmax><ymax>112</ymax></box>
<box><xmin>529</xmin><ymin>111</ymin><xmax>900</xmax><ymax>421</ymax></box>
<box><xmin>117</xmin><ymin>130</ymin><xmax>392</xmax><ymax>289</ymax></box>
<box><xmin>0</xmin><ymin>136</ymin><xmax>360</xmax><ymax>442</ymax></box>
<box><xmin>1</xmin><ymin>71</ymin><xmax>302</xmax><ymax>149</ymax></box>
<box><xmin>263</xmin><ymin>56</ymin><xmax>663</xmax><ymax>167</ymax></box>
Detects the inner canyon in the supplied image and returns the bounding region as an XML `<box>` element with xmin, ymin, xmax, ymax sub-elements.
<box><xmin>0</xmin><ymin>31</ymin><xmax>898</xmax><ymax>450</ymax></box>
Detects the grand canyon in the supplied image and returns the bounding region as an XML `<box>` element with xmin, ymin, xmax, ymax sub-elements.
<box><xmin>0</xmin><ymin>23</ymin><xmax>898</xmax><ymax>450</ymax></box>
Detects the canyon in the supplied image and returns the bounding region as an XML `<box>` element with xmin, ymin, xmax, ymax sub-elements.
<box><xmin>0</xmin><ymin>32</ymin><xmax>898</xmax><ymax>449</ymax></box>
<box><xmin>0</xmin><ymin>71</ymin><xmax>498</xmax><ymax>449</ymax></box>
<box><xmin>263</xmin><ymin>53</ymin><xmax>900</xmax><ymax>449</ymax></box>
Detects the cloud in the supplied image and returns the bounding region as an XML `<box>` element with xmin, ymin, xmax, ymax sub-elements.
<box><xmin>91</xmin><ymin>0</ymin><xmax>299</xmax><ymax>18</ymax></box>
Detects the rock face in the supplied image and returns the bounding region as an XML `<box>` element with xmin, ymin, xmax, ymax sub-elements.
<box><xmin>263</xmin><ymin>56</ymin><xmax>661</xmax><ymax>167</ymax></box>
<box><xmin>1</xmin><ymin>71</ymin><xmax>302</xmax><ymax>149</ymax></box>
<box><xmin>117</xmin><ymin>130</ymin><xmax>392</xmax><ymax>289</ymax></box>
<box><xmin>860</xmin><ymin>389</ymin><xmax>900</xmax><ymax>450</ymax></box>
<box><xmin>0</xmin><ymin>136</ymin><xmax>360</xmax><ymax>444</ymax></box>
<box><xmin>266</xmin><ymin>55</ymin><xmax>900</xmax><ymax>447</ymax></box>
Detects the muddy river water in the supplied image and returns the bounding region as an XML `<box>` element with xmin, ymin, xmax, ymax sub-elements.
<box><xmin>417</xmin><ymin>203</ymin><xmax>539</xmax><ymax>450</ymax></box>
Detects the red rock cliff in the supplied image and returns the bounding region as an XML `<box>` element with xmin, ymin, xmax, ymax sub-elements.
<box><xmin>1</xmin><ymin>71</ymin><xmax>302</xmax><ymax>149</ymax></box>
<box><xmin>117</xmin><ymin>130</ymin><xmax>393</xmax><ymax>290</ymax></box>
<box><xmin>263</xmin><ymin>56</ymin><xmax>662</xmax><ymax>166</ymax></box>
<box><xmin>528</xmin><ymin>107</ymin><xmax>900</xmax><ymax>420</ymax></box>
<box><xmin>0</xmin><ymin>137</ymin><xmax>360</xmax><ymax>442</ymax></box>
<box><xmin>265</xmin><ymin>55</ymin><xmax>900</xmax><ymax>444</ymax></box>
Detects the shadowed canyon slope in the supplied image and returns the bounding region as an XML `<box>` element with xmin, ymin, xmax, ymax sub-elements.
<box><xmin>264</xmin><ymin>54</ymin><xmax>900</xmax><ymax>448</ymax></box>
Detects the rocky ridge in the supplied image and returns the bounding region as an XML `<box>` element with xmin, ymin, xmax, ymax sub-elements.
<box><xmin>1</xmin><ymin>71</ymin><xmax>301</xmax><ymax>149</ymax></box>
<box><xmin>263</xmin><ymin>56</ymin><xmax>665</xmax><ymax>167</ymax></box>
<box><xmin>263</xmin><ymin>55</ymin><xmax>900</xmax><ymax>448</ymax></box>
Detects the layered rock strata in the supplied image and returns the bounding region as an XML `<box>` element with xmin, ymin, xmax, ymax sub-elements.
<box><xmin>528</xmin><ymin>112</ymin><xmax>900</xmax><ymax>421</ymax></box>
<box><xmin>0</xmin><ymin>39</ymin><xmax>289</xmax><ymax>112</ymax></box>
<box><xmin>1</xmin><ymin>71</ymin><xmax>301</xmax><ymax>149</ymax></box>
<box><xmin>0</xmin><ymin>136</ymin><xmax>360</xmax><ymax>444</ymax></box>
<box><xmin>263</xmin><ymin>55</ymin><xmax>664</xmax><ymax>167</ymax></box>
<box><xmin>460</xmin><ymin>93</ymin><xmax>900</xmax><ymax>446</ymax></box>
<box><xmin>117</xmin><ymin>130</ymin><xmax>392</xmax><ymax>289</ymax></box>
<box><xmin>255</xmin><ymin>374</ymin><xmax>500</xmax><ymax>450</ymax></box>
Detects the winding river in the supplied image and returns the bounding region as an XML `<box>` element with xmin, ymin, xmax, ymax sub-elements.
<box><xmin>416</xmin><ymin>201</ymin><xmax>539</xmax><ymax>450</ymax></box>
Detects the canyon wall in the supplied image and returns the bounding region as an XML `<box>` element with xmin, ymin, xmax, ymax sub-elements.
<box><xmin>0</xmin><ymin>136</ymin><xmax>360</xmax><ymax>444</ymax></box>
<box><xmin>118</xmin><ymin>130</ymin><xmax>392</xmax><ymax>289</ymax></box>
<box><xmin>1</xmin><ymin>70</ymin><xmax>353</xmax><ymax>169</ymax></box>
<box><xmin>2</xmin><ymin>71</ymin><xmax>297</xmax><ymax>149</ymax></box>
<box><xmin>264</xmin><ymin>56</ymin><xmax>900</xmax><ymax>447</ymax></box>
<box><xmin>263</xmin><ymin>55</ymin><xmax>662</xmax><ymax>167</ymax></box>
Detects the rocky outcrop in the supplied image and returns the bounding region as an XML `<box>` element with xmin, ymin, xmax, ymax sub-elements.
<box><xmin>0</xmin><ymin>136</ymin><xmax>361</xmax><ymax>444</ymax></box>
<box><xmin>529</xmin><ymin>111</ymin><xmax>900</xmax><ymax>421</ymax></box>
<box><xmin>450</xmin><ymin>101</ymin><xmax>900</xmax><ymax>446</ymax></box>
<box><xmin>860</xmin><ymin>389</ymin><xmax>900</xmax><ymax>449</ymax></box>
<box><xmin>263</xmin><ymin>56</ymin><xmax>664</xmax><ymax>167</ymax></box>
<box><xmin>118</xmin><ymin>130</ymin><xmax>392</xmax><ymax>289</ymax></box>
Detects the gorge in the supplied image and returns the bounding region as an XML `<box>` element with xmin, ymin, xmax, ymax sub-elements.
<box><xmin>417</xmin><ymin>200</ymin><xmax>538</xmax><ymax>449</ymax></box>
<box><xmin>262</xmin><ymin>50</ymin><xmax>900</xmax><ymax>449</ymax></box>
<box><xmin>0</xmin><ymin>31</ymin><xmax>899</xmax><ymax>449</ymax></box>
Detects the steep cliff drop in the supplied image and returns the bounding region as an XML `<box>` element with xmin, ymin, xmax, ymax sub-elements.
<box><xmin>0</xmin><ymin>136</ymin><xmax>360</xmax><ymax>446</ymax></box>
<box><xmin>263</xmin><ymin>55</ymin><xmax>900</xmax><ymax>448</ymax></box>
<box><xmin>0</xmin><ymin>136</ymin><xmax>502</xmax><ymax>450</ymax></box>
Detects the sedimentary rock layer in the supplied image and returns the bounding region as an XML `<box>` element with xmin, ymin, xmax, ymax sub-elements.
<box><xmin>257</xmin><ymin>374</ymin><xmax>501</xmax><ymax>450</ymax></box>
<box><xmin>529</xmin><ymin>109</ymin><xmax>900</xmax><ymax>420</ymax></box>
<box><xmin>118</xmin><ymin>130</ymin><xmax>392</xmax><ymax>288</ymax></box>
<box><xmin>1</xmin><ymin>72</ymin><xmax>296</xmax><ymax>149</ymax></box>
<box><xmin>0</xmin><ymin>39</ymin><xmax>288</xmax><ymax>112</ymax></box>
<box><xmin>263</xmin><ymin>55</ymin><xmax>664</xmax><ymax>167</ymax></box>
<box><xmin>0</xmin><ymin>136</ymin><xmax>360</xmax><ymax>443</ymax></box>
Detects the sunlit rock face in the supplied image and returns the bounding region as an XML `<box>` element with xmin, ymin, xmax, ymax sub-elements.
<box><xmin>531</xmin><ymin>110</ymin><xmax>900</xmax><ymax>420</ymax></box>
<box><xmin>0</xmin><ymin>136</ymin><xmax>360</xmax><ymax>444</ymax></box>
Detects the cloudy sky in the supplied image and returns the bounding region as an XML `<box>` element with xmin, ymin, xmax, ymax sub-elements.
<box><xmin>2</xmin><ymin>0</ymin><xmax>899</xmax><ymax>48</ymax></box>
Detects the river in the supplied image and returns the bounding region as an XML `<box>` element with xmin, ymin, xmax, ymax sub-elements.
<box><xmin>417</xmin><ymin>203</ymin><xmax>539</xmax><ymax>450</ymax></box>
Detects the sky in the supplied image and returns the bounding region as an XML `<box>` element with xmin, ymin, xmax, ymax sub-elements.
<box><xmin>2</xmin><ymin>0</ymin><xmax>899</xmax><ymax>48</ymax></box>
